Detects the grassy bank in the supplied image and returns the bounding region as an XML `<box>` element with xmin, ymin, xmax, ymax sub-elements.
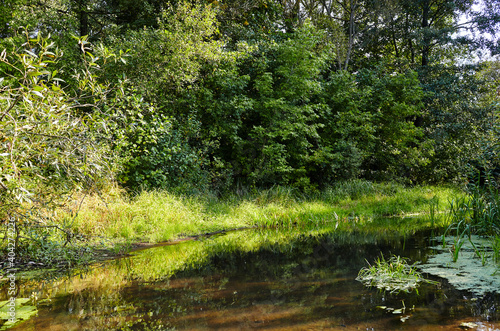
<box><xmin>0</xmin><ymin>180</ymin><xmax>463</xmax><ymax>271</ymax></box>
<box><xmin>70</xmin><ymin>180</ymin><xmax>461</xmax><ymax>244</ymax></box>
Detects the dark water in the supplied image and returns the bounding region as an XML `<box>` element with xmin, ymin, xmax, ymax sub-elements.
<box><xmin>1</xmin><ymin>227</ymin><xmax>499</xmax><ymax>330</ymax></box>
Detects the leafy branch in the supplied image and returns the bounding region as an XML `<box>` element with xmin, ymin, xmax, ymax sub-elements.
<box><xmin>0</xmin><ymin>29</ymin><xmax>124</xmax><ymax>255</ymax></box>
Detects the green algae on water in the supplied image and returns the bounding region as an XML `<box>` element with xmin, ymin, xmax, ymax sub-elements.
<box><xmin>418</xmin><ymin>235</ymin><xmax>500</xmax><ymax>296</ymax></box>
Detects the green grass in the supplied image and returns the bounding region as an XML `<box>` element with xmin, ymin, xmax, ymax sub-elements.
<box><xmin>356</xmin><ymin>254</ymin><xmax>439</xmax><ymax>294</ymax></box>
<box><xmin>69</xmin><ymin>181</ymin><xmax>462</xmax><ymax>245</ymax></box>
<box><xmin>0</xmin><ymin>181</ymin><xmax>463</xmax><ymax>270</ymax></box>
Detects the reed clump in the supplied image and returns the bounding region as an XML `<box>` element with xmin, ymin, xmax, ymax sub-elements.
<box><xmin>356</xmin><ymin>255</ymin><xmax>439</xmax><ymax>294</ymax></box>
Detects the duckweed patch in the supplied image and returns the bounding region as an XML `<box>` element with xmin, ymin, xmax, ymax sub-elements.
<box><xmin>419</xmin><ymin>235</ymin><xmax>500</xmax><ymax>296</ymax></box>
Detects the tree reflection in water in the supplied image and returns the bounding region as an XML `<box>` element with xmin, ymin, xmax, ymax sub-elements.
<box><xmin>1</xmin><ymin>226</ymin><xmax>499</xmax><ymax>330</ymax></box>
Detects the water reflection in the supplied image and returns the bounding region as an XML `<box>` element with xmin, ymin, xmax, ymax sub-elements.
<box><xmin>1</xmin><ymin>225</ymin><xmax>499</xmax><ymax>330</ymax></box>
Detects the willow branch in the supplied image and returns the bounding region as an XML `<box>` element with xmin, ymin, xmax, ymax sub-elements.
<box><xmin>0</xmin><ymin>94</ymin><xmax>22</xmax><ymax>122</ymax></box>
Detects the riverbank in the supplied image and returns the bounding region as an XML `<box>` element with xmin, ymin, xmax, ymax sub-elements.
<box><xmin>0</xmin><ymin>180</ymin><xmax>463</xmax><ymax>273</ymax></box>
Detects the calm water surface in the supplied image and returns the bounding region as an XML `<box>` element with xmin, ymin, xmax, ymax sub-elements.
<box><xmin>2</xmin><ymin>227</ymin><xmax>499</xmax><ymax>330</ymax></box>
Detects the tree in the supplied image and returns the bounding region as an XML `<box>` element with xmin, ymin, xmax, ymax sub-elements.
<box><xmin>298</xmin><ymin>0</ymin><xmax>374</xmax><ymax>70</ymax></box>
<box><xmin>356</xmin><ymin>65</ymin><xmax>430</xmax><ymax>181</ymax></box>
<box><xmin>0</xmin><ymin>31</ymin><xmax>114</xmax><ymax>251</ymax></box>
<box><xmin>228</xmin><ymin>23</ymin><xmax>328</xmax><ymax>187</ymax></box>
<box><xmin>0</xmin><ymin>0</ymin><xmax>25</xmax><ymax>38</ymax></box>
<box><xmin>97</xmin><ymin>1</ymin><xmax>234</xmax><ymax>191</ymax></box>
<box><xmin>316</xmin><ymin>70</ymin><xmax>374</xmax><ymax>182</ymax></box>
<box><xmin>418</xmin><ymin>62</ymin><xmax>499</xmax><ymax>182</ymax></box>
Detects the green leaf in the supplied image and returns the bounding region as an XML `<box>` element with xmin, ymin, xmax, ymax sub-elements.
<box><xmin>31</xmin><ymin>90</ymin><xmax>44</xmax><ymax>98</ymax></box>
<box><xmin>24</xmin><ymin>49</ymin><xmax>38</xmax><ymax>58</ymax></box>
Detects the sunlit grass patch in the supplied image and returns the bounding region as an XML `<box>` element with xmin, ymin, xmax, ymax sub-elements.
<box><xmin>69</xmin><ymin>189</ymin><xmax>205</xmax><ymax>242</ymax></box>
<box><xmin>0</xmin><ymin>181</ymin><xmax>463</xmax><ymax>272</ymax></box>
<box><xmin>63</xmin><ymin>182</ymin><xmax>462</xmax><ymax>246</ymax></box>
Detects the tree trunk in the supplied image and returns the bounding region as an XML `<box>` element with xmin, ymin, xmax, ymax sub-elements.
<box><xmin>391</xmin><ymin>18</ymin><xmax>399</xmax><ymax>58</ymax></box>
<box><xmin>343</xmin><ymin>0</ymin><xmax>357</xmax><ymax>70</ymax></box>
<box><xmin>78</xmin><ymin>0</ymin><xmax>88</xmax><ymax>37</ymax></box>
<box><xmin>421</xmin><ymin>0</ymin><xmax>430</xmax><ymax>66</ymax></box>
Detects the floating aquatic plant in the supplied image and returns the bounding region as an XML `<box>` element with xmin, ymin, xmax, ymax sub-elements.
<box><xmin>356</xmin><ymin>255</ymin><xmax>439</xmax><ymax>294</ymax></box>
<box><xmin>377</xmin><ymin>300</ymin><xmax>414</xmax><ymax>322</ymax></box>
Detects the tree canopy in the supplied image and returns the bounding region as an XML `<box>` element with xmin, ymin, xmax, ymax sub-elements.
<box><xmin>1</xmin><ymin>0</ymin><xmax>499</xmax><ymax>195</ymax></box>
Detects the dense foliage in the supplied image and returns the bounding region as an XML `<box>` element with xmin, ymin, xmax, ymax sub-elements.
<box><xmin>0</xmin><ymin>31</ymin><xmax>120</xmax><ymax>261</ymax></box>
<box><xmin>1</xmin><ymin>0</ymin><xmax>500</xmax><ymax>248</ymax></box>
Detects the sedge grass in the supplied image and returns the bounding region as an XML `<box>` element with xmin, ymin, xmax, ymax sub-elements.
<box><xmin>63</xmin><ymin>182</ymin><xmax>461</xmax><ymax>247</ymax></box>
<box><xmin>493</xmin><ymin>236</ymin><xmax>500</xmax><ymax>264</ymax></box>
<box><xmin>356</xmin><ymin>254</ymin><xmax>439</xmax><ymax>294</ymax></box>
<box><xmin>0</xmin><ymin>182</ymin><xmax>464</xmax><ymax>269</ymax></box>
